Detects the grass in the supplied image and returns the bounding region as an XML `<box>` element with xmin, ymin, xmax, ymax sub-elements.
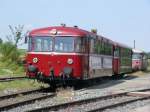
<box><xmin>0</xmin><ymin>48</ymin><xmax>48</xmax><ymax>91</ymax></box>
<box><xmin>0</xmin><ymin>79</ymin><xmax>48</xmax><ymax>91</ymax></box>
<box><xmin>0</xmin><ymin>60</ymin><xmax>25</xmax><ymax>77</ymax></box>
<box><xmin>0</xmin><ymin>44</ymin><xmax>47</xmax><ymax>91</ymax></box>
<box><xmin>0</xmin><ymin>48</ymin><xmax>26</xmax><ymax>78</ymax></box>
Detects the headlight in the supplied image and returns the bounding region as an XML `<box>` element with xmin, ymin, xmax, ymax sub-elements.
<box><xmin>67</xmin><ymin>58</ymin><xmax>73</xmax><ymax>64</ymax></box>
<box><xmin>33</xmin><ymin>57</ymin><xmax>38</xmax><ymax>63</ymax></box>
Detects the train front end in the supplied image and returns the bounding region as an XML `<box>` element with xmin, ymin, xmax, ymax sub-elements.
<box><xmin>25</xmin><ymin>26</ymin><xmax>88</xmax><ymax>86</ymax></box>
<box><xmin>132</xmin><ymin>49</ymin><xmax>143</xmax><ymax>71</ymax></box>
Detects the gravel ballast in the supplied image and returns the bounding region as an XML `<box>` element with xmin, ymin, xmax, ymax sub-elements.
<box><xmin>4</xmin><ymin>74</ymin><xmax>150</xmax><ymax>112</ymax></box>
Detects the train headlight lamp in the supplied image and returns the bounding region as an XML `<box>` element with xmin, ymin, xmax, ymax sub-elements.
<box><xmin>67</xmin><ymin>58</ymin><xmax>73</xmax><ymax>64</ymax></box>
<box><xmin>33</xmin><ymin>57</ymin><xmax>38</xmax><ymax>63</ymax></box>
<box><xmin>50</xmin><ymin>29</ymin><xmax>57</xmax><ymax>35</ymax></box>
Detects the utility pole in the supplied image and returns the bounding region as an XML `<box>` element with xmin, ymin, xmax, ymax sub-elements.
<box><xmin>134</xmin><ymin>40</ymin><xmax>135</xmax><ymax>48</ymax></box>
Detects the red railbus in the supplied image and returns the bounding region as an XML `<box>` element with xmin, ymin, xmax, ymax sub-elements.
<box><xmin>25</xmin><ymin>25</ymin><xmax>132</xmax><ymax>86</ymax></box>
<box><xmin>132</xmin><ymin>49</ymin><xmax>148</xmax><ymax>71</ymax></box>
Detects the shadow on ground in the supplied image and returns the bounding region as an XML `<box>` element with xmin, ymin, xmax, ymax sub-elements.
<box><xmin>75</xmin><ymin>75</ymin><xmax>138</xmax><ymax>90</ymax></box>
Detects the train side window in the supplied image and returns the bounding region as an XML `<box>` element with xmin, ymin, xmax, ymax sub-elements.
<box><xmin>90</xmin><ymin>39</ymin><xmax>94</xmax><ymax>53</ymax></box>
<box><xmin>106</xmin><ymin>43</ymin><xmax>112</xmax><ymax>55</ymax></box>
<box><xmin>75</xmin><ymin>38</ymin><xmax>86</xmax><ymax>53</ymax></box>
<box><xmin>94</xmin><ymin>39</ymin><xmax>98</xmax><ymax>53</ymax></box>
<box><xmin>105</xmin><ymin>41</ymin><xmax>109</xmax><ymax>55</ymax></box>
<box><xmin>98</xmin><ymin>40</ymin><xmax>101</xmax><ymax>54</ymax></box>
<box><xmin>101</xmin><ymin>41</ymin><xmax>105</xmax><ymax>54</ymax></box>
<box><xmin>110</xmin><ymin>44</ymin><xmax>113</xmax><ymax>55</ymax></box>
<box><xmin>114</xmin><ymin>48</ymin><xmax>119</xmax><ymax>57</ymax></box>
<box><xmin>75</xmin><ymin>38</ymin><xmax>81</xmax><ymax>52</ymax></box>
<box><xmin>143</xmin><ymin>55</ymin><xmax>147</xmax><ymax>59</ymax></box>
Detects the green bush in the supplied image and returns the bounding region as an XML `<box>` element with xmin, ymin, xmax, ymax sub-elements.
<box><xmin>0</xmin><ymin>42</ymin><xmax>25</xmax><ymax>75</ymax></box>
<box><xmin>0</xmin><ymin>42</ymin><xmax>20</xmax><ymax>62</ymax></box>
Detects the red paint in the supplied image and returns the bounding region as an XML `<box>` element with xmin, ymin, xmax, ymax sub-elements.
<box><xmin>26</xmin><ymin>53</ymin><xmax>85</xmax><ymax>78</ymax></box>
<box><xmin>113</xmin><ymin>58</ymin><xmax>119</xmax><ymax>74</ymax></box>
<box><xmin>29</xmin><ymin>26</ymin><xmax>89</xmax><ymax>37</ymax></box>
<box><xmin>132</xmin><ymin>60</ymin><xmax>142</xmax><ymax>70</ymax></box>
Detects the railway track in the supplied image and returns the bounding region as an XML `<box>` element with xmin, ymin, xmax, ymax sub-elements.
<box><xmin>0</xmin><ymin>76</ymin><xmax>27</xmax><ymax>82</ymax></box>
<box><xmin>0</xmin><ymin>88</ymin><xmax>55</xmax><ymax>111</ymax></box>
<box><xmin>27</xmin><ymin>88</ymin><xmax>150</xmax><ymax>112</ymax></box>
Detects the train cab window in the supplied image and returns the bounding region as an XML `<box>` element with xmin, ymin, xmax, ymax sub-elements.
<box><xmin>34</xmin><ymin>38</ymin><xmax>42</xmax><ymax>51</ymax></box>
<box><xmin>43</xmin><ymin>38</ymin><xmax>53</xmax><ymax>51</ymax></box>
<box><xmin>132</xmin><ymin>53</ymin><xmax>142</xmax><ymax>59</ymax></box>
<box><xmin>54</xmin><ymin>37</ymin><xmax>74</xmax><ymax>52</ymax></box>
<box><xmin>29</xmin><ymin>37</ymin><xmax>53</xmax><ymax>52</ymax></box>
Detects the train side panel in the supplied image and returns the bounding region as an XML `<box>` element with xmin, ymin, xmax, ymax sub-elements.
<box><xmin>89</xmin><ymin>55</ymin><xmax>113</xmax><ymax>78</ymax></box>
<box><xmin>87</xmin><ymin>36</ymin><xmax>113</xmax><ymax>79</ymax></box>
<box><xmin>119</xmin><ymin>47</ymin><xmax>132</xmax><ymax>74</ymax></box>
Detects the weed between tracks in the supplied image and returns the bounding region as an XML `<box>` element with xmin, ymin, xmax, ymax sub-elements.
<box><xmin>55</xmin><ymin>87</ymin><xmax>75</xmax><ymax>103</ymax></box>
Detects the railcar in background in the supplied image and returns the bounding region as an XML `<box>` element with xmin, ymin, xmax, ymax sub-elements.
<box><xmin>113</xmin><ymin>43</ymin><xmax>132</xmax><ymax>75</ymax></box>
<box><xmin>25</xmin><ymin>25</ymin><xmax>132</xmax><ymax>86</ymax></box>
<box><xmin>132</xmin><ymin>49</ymin><xmax>148</xmax><ymax>71</ymax></box>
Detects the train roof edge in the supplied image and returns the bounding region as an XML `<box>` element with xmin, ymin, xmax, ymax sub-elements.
<box><xmin>29</xmin><ymin>25</ymin><xmax>132</xmax><ymax>49</ymax></box>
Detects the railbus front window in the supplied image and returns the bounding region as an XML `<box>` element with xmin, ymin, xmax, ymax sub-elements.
<box><xmin>54</xmin><ymin>37</ymin><xmax>74</xmax><ymax>52</ymax></box>
<box><xmin>35</xmin><ymin>38</ymin><xmax>42</xmax><ymax>51</ymax></box>
<box><xmin>132</xmin><ymin>53</ymin><xmax>142</xmax><ymax>59</ymax></box>
<box><xmin>29</xmin><ymin>37</ymin><xmax>53</xmax><ymax>52</ymax></box>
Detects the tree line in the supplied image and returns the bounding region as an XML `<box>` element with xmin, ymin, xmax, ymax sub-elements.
<box><xmin>0</xmin><ymin>25</ymin><xmax>28</xmax><ymax>64</ymax></box>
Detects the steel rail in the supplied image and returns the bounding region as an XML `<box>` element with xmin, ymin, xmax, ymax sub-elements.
<box><xmin>27</xmin><ymin>88</ymin><xmax>150</xmax><ymax>112</ymax></box>
<box><xmin>0</xmin><ymin>76</ymin><xmax>26</xmax><ymax>82</ymax></box>
<box><xmin>0</xmin><ymin>88</ymin><xmax>46</xmax><ymax>101</ymax></box>
<box><xmin>26</xmin><ymin>92</ymin><xmax>129</xmax><ymax>112</ymax></box>
<box><xmin>87</xmin><ymin>95</ymin><xmax>150</xmax><ymax>112</ymax></box>
<box><xmin>0</xmin><ymin>93</ymin><xmax>55</xmax><ymax>111</ymax></box>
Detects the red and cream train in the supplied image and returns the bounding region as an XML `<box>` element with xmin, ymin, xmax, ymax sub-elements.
<box><xmin>132</xmin><ymin>49</ymin><xmax>148</xmax><ymax>71</ymax></box>
<box><xmin>25</xmin><ymin>25</ymin><xmax>146</xmax><ymax>86</ymax></box>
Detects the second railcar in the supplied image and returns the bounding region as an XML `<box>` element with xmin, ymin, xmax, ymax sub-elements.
<box><xmin>132</xmin><ymin>49</ymin><xmax>148</xmax><ymax>71</ymax></box>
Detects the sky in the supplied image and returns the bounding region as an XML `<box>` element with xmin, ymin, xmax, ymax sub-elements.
<box><xmin>0</xmin><ymin>0</ymin><xmax>150</xmax><ymax>51</ymax></box>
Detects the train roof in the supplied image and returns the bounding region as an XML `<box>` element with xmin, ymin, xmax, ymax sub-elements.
<box><xmin>132</xmin><ymin>48</ymin><xmax>144</xmax><ymax>53</ymax></box>
<box><xmin>29</xmin><ymin>26</ymin><xmax>115</xmax><ymax>43</ymax></box>
<box><xmin>113</xmin><ymin>41</ymin><xmax>132</xmax><ymax>49</ymax></box>
<box><xmin>29</xmin><ymin>26</ymin><xmax>131</xmax><ymax>49</ymax></box>
<box><xmin>29</xmin><ymin>26</ymin><xmax>90</xmax><ymax>37</ymax></box>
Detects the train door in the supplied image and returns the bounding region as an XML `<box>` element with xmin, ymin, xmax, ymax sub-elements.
<box><xmin>113</xmin><ymin>46</ymin><xmax>120</xmax><ymax>74</ymax></box>
<box><xmin>80</xmin><ymin>36</ymin><xmax>89</xmax><ymax>79</ymax></box>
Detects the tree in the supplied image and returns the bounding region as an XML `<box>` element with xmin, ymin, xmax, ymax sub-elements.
<box><xmin>0</xmin><ymin>38</ymin><xmax>3</xmax><ymax>44</ymax></box>
<box><xmin>0</xmin><ymin>25</ymin><xmax>28</xmax><ymax>63</ymax></box>
<box><xmin>6</xmin><ymin>25</ymin><xmax>28</xmax><ymax>47</ymax></box>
